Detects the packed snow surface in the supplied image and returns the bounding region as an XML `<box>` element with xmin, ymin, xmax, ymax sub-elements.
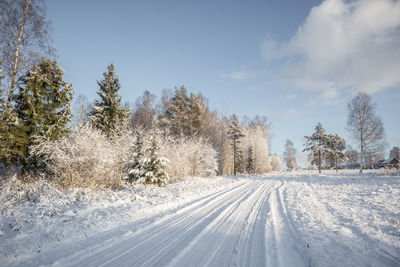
<box><xmin>1</xmin><ymin>170</ymin><xmax>399</xmax><ymax>266</ymax></box>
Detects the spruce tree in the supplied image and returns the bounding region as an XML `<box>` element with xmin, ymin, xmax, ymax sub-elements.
<box><xmin>246</xmin><ymin>146</ymin><xmax>254</xmax><ymax>174</ymax></box>
<box><xmin>0</xmin><ymin>61</ymin><xmax>22</xmax><ymax>165</ymax></box>
<box><xmin>142</xmin><ymin>132</ymin><xmax>169</xmax><ymax>186</ymax></box>
<box><xmin>14</xmin><ymin>58</ymin><xmax>73</xmax><ymax>171</ymax></box>
<box><xmin>303</xmin><ymin>123</ymin><xmax>329</xmax><ymax>174</ymax></box>
<box><xmin>126</xmin><ymin>129</ymin><xmax>146</xmax><ymax>183</ymax></box>
<box><xmin>160</xmin><ymin>86</ymin><xmax>202</xmax><ymax>137</ymax></box>
<box><xmin>90</xmin><ymin>64</ymin><xmax>131</xmax><ymax>136</ymax></box>
<box><xmin>227</xmin><ymin>114</ymin><xmax>245</xmax><ymax>176</ymax></box>
<box><xmin>326</xmin><ymin>133</ymin><xmax>346</xmax><ymax>172</ymax></box>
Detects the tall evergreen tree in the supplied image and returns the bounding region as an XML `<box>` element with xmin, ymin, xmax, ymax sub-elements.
<box><xmin>303</xmin><ymin>123</ymin><xmax>329</xmax><ymax>174</ymax></box>
<box><xmin>126</xmin><ymin>129</ymin><xmax>146</xmax><ymax>183</ymax></box>
<box><xmin>0</xmin><ymin>61</ymin><xmax>23</xmax><ymax>165</ymax></box>
<box><xmin>326</xmin><ymin>133</ymin><xmax>347</xmax><ymax>172</ymax></box>
<box><xmin>246</xmin><ymin>145</ymin><xmax>254</xmax><ymax>174</ymax></box>
<box><xmin>142</xmin><ymin>131</ymin><xmax>169</xmax><ymax>186</ymax></box>
<box><xmin>90</xmin><ymin>63</ymin><xmax>131</xmax><ymax>136</ymax></box>
<box><xmin>160</xmin><ymin>85</ymin><xmax>202</xmax><ymax>137</ymax></box>
<box><xmin>227</xmin><ymin>114</ymin><xmax>245</xmax><ymax>176</ymax></box>
<box><xmin>13</xmin><ymin>58</ymin><xmax>73</xmax><ymax>171</ymax></box>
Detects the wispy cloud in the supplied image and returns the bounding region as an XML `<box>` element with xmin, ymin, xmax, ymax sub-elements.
<box><xmin>220</xmin><ymin>70</ymin><xmax>257</xmax><ymax>81</ymax></box>
<box><xmin>281</xmin><ymin>108</ymin><xmax>301</xmax><ymax>121</ymax></box>
<box><xmin>261</xmin><ymin>0</ymin><xmax>400</xmax><ymax>99</ymax></box>
<box><xmin>286</xmin><ymin>94</ymin><xmax>297</xmax><ymax>99</ymax></box>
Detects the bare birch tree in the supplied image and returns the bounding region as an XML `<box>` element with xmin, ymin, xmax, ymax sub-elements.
<box><xmin>346</xmin><ymin>92</ymin><xmax>385</xmax><ymax>173</ymax></box>
<box><xmin>283</xmin><ymin>139</ymin><xmax>297</xmax><ymax>171</ymax></box>
<box><xmin>0</xmin><ymin>0</ymin><xmax>54</xmax><ymax>101</ymax></box>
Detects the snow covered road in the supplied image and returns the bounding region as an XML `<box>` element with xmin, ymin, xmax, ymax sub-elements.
<box><xmin>3</xmin><ymin>172</ymin><xmax>400</xmax><ymax>267</ymax></box>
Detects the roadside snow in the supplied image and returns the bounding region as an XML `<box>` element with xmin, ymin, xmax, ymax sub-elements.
<box><xmin>1</xmin><ymin>170</ymin><xmax>399</xmax><ymax>266</ymax></box>
<box><xmin>0</xmin><ymin>175</ymin><xmax>243</xmax><ymax>265</ymax></box>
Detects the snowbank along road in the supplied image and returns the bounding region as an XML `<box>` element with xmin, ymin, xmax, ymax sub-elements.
<box><xmin>4</xmin><ymin>172</ymin><xmax>400</xmax><ymax>267</ymax></box>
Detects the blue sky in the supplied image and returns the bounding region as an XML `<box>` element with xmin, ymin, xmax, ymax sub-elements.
<box><xmin>46</xmin><ymin>0</ymin><xmax>400</xmax><ymax>166</ymax></box>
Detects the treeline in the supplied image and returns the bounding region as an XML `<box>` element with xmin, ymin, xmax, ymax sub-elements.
<box><xmin>0</xmin><ymin>0</ymin><xmax>280</xmax><ymax>189</ymax></box>
<box><xmin>298</xmin><ymin>92</ymin><xmax>387</xmax><ymax>174</ymax></box>
<box><xmin>0</xmin><ymin>60</ymin><xmax>280</xmax><ymax>188</ymax></box>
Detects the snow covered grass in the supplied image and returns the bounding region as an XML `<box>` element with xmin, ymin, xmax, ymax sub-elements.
<box><xmin>276</xmin><ymin>169</ymin><xmax>400</xmax><ymax>266</ymax></box>
<box><xmin>1</xmin><ymin>169</ymin><xmax>399</xmax><ymax>266</ymax></box>
<box><xmin>0</xmin><ymin>174</ymin><xmax>240</xmax><ymax>265</ymax></box>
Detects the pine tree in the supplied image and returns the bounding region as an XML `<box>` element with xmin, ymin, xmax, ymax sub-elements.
<box><xmin>0</xmin><ymin>62</ymin><xmax>14</xmax><ymax>164</ymax></box>
<box><xmin>126</xmin><ymin>129</ymin><xmax>146</xmax><ymax>183</ymax></box>
<box><xmin>0</xmin><ymin>61</ymin><xmax>22</xmax><ymax>165</ymax></box>
<box><xmin>186</xmin><ymin>92</ymin><xmax>202</xmax><ymax>136</ymax></box>
<box><xmin>326</xmin><ymin>133</ymin><xmax>347</xmax><ymax>172</ymax></box>
<box><xmin>90</xmin><ymin>64</ymin><xmax>131</xmax><ymax>136</ymax></box>
<box><xmin>227</xmin><ymin>114</ymin><xmax>245</xmax><ymax>176</ymax></box>
<box><xmin>160</xmin><ymin>86</ymin><xmax>202</xmax><ymax>137</ymax></box>
<box><xmin>13</xmin><ymin>58</ymin><xmax>73</xmax><ymax>171</ymax></box>
<box><xmin>303</xmin><ymin>123</ymin><xmax>329</xmax><ymax>174</ymax></box>
<box><xmin>142</xmin><ymin>132</ymin><xmax>169</xmax><ymax>186</ymax></box>
<box><xmin>246</xmin><ymin>146</ymin><xmax>254</xmax><ymax>174</ymax></box>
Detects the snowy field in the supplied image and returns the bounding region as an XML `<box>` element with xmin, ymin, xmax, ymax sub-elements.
<box><xmin>1</xmin><ymin>170</ymin><xmax>399</xmax><ymax>266</ymax></box>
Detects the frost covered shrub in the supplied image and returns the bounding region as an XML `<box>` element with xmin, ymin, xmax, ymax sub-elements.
<box><xmin>240</xmin><ymin>126</ymin><xmax>272</xmax><ymax>174</ymax></box>
<box><xmin>270</xmin><ymin>155</ymin><xmax>282</xmax><ymax>171</ymax></box>
<box><xmin>160</xmin><ymin>136</ymin><xmax>218</xmax><ymax>181</ymax></box>
<box><xmin>30</xmin><ymin>123</ymin><xmax>133</xmax><ymax>189</ymax></box>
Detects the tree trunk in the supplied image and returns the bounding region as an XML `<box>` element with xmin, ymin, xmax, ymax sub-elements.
<box><xmin>233</xmin><ymin>139</ymin><xmax>237</xmax><ymax>176</ymax></box>
<box><xmin>318</xmin><ymin>150</ymin><xmax>321</xmax><ymax>174</ymax></box>
<box><xmin>8</xmin><ymin>0</ymin><xmax>32</xmax><ymax>102</ymax></box>
<box><xmin>335</xmin><ymin>156</ymin><xmax>338</xmax><ymax>173</ymax></box>
<box><xmin>360</xmin><ymin>145</ymin><xmax>363</xmax><ymax>174</ymax></box>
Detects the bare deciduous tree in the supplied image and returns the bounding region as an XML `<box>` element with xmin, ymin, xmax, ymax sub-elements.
<box><xmin>283</xmin><ymin>139</ymin><xmax>297</xmax><ymax>171</ymax></box>
<box><xmin>346</xmin><ymin>92</ymin><xmax>385</xmax><ymax>173</ymax></box>
<box><xmin>131</xmin><ymin>90</ymin><xmax>157</xmax><ymax>130</ymax></box>
<box><xmin>0</xmin><ymin>0</ymin><xmax>54</xmax><ymax>101</ymax></box>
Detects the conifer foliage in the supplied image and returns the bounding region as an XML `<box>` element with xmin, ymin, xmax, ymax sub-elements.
<box><xmin>90</xmin><ymin>64</ymin><xmax>131</xmax><ymax>136</ymax></box>
<box><xmin>160</xmin><ymin>85</ymin><xmax>202</xmax><ymax>137</ymax></box>
<box><xmin>303</xmin><ymin>123</ymin><xmax>328</xmax><ymax>174</ymax></box>
<box><xmin>326</xmin><ymin>133</ymin><xmax>346</xmax><ymax>171</ymax></box>
<box><xmin>13</xmin><ymin>58</ymin><xmax>73</xmax><ymax>171</ymax></box>
<box><xmin>227</xmin><ymin>114</ymin><xmax>245</xmax><ymax>176</ymax></box>
<box><xmin>125</xmin><ymin>129</ymin><xmax>146</xmax><ymax>183</ymax></box>
<box><xmin>246</xmin><ymin>146</ymin><xmax>254</xmax><ymax>174</ymax></box>
<box><xmin>142</xmin><ymin>133</ymin><xmax>169</xmax><ymax>186</ymax></box>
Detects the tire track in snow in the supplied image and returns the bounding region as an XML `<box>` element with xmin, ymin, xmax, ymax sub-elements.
<box><xmin>45</xmin><ymin>180</ymin><xmax>263</xmax><ymax>267</ymax></box>
<box><xmin>167</xmin><ymin>179</ymin><xmax>276</xmax><ymax>267</ymax></box>
<box><xmin>19</xmin><ymin>178</ymin><xmax>313</xmax><ymax>267</ymax></box>
<box><xmin>17</xmin><ymin>179</ymin><xmax>251</xmax><ymax>267</ymax></box>
<box><xmin>265</xmin><ymin>179</ymin><xmax>307</xmax><ymax>267</ymax></box>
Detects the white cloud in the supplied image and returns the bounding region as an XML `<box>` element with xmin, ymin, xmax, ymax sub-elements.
<box><xmin>220</xmin><ymin>70</ymin><xmax>257</xmax><ymax>81</ymax></box>
<box><xmin>261</xmin><ymin>0</ymin><xmax>400</xmax><ymax>98</ymax></box>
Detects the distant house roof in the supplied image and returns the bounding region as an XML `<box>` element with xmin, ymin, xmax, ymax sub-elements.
<box><xmin>379</xmin><ymin>157</ymin><xmax>399</xmax><ymax>167</ymax></box>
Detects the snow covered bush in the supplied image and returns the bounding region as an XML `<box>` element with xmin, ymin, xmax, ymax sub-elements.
<box><xmin>270</xmin><ymin>155</ymin><xmax>282</xmax><ymax>171</ymax></box>
<box><xmin>241</xmin><ymin>125</ymin><xmax>272</xmax><ymax>174</ymax></box>
<box><xmin>159</xmin><ymin>135</ymin><xmax>218</xmax><ymax>181</ymax></box>
<box><xmin>30</xmin><ymin>123</ymin><xmax>133</xmax><ymax>189</ymax></box>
